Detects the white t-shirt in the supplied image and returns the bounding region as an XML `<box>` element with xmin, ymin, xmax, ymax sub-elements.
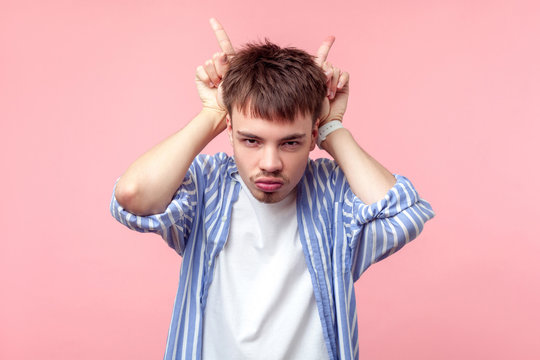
<box><xmin>202</xmin><ymin>175</ymin><xmax>329</xmax><ymax>360</ymax></box>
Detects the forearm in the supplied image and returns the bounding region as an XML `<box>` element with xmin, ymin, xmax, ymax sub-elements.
<box><xmin>321</xmin><ymin>127</ymin><xmax>397</xmax><ymax>205</ymax></box>
<box><xmin>115</xmin><ymin>109</ymin><xmax>226</xmax><ymax>215</ymax></box>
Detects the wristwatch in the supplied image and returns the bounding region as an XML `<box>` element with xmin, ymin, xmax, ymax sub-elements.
<box><xmin>317</xmin><ymin>120</ymin><xmax>344</xmax><ymax>149</ymax></box>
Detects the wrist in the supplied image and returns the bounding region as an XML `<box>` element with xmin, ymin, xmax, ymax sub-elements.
<box><xmin>198</xmin><ymin>108</ymin><xmax>227</xmax><ymax>136</ymax></box>
<box><xmin>320</xmin><ymin>127</ymin><xmax>350</xmax><ymax>157</ymax></box>
<box><xmin>200</xmin><ymin>106</ymin><xmax>226</xmax><ymax>118</ymax></box>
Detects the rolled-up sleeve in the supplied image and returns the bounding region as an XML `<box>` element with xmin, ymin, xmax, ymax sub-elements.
<box><xmin>345</xmin><ymin>174</ymin><xmax>435</xmax><ymax>280</ymax></box>
<box><xmin>109</xmin><ymin>166</ymin><xmax>199</xmax><ymax>257</ymax></box>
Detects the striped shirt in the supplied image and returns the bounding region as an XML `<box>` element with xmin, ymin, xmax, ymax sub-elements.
<box><xmin>110</xmin><ymin>152</ymin><xmax>435</xmax><ymax>360</ymax></box>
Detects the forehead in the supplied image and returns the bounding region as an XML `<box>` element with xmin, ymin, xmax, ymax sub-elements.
<box><xmin>231</xmin><ymin>107</ymin><xmax>313</xmax><ymax>135</ymax></box>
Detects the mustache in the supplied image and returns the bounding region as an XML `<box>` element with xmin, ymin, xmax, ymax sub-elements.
<box><xmin>253</xmin><ymin>171</ymin><xmax>289</xmax><ymax>182</ymax></box>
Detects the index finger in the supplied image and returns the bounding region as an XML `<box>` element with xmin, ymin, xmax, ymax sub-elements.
<box><xmin>315</xmin><ymin>36</ymin><xmax>335</xmax><ymax>66</ymax></box>
<box><xmin>209</xmin><ymin>18</ymin><xmax>235</xmax><ymax>56</ymax></box>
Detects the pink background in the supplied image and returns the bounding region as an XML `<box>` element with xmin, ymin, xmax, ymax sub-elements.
<box><xmin>1</xmin><ymin>0</ymin><xmax>539</xmax><ymax>358</ymax></box>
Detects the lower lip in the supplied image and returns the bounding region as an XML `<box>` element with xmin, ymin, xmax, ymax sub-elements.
<box><xmin>255</xmin><ymin>182</ymin><xmax>283</xmax><ymax>192</ymax></box>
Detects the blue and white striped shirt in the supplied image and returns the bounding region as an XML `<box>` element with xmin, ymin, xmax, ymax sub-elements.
<box><xmin>110</xmin><ymin>152</ymin><xmax>435</xmax><ymax>360</ymax></box>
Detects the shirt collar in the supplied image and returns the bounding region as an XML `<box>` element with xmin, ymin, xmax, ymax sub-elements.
<box><xmin>226</xmin><ymin>155</ymin><xmax>239</xmax><ymax>180</ymax></box>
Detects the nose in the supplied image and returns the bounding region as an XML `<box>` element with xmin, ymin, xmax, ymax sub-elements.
<box><xmin>259</xmin><ymin>146</ymin><xmax>282</xmax><ymax>173</ymax></box>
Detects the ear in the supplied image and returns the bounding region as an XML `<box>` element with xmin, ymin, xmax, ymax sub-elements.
<box><xmin>310</xmin><ymin>119</ymin><xmax>320</xmax><ymax>151</ymax></box>
<box><xmin>226</xmin><ymin>116</ymin><xmax>233</xmax><ymax>143</ymax></box>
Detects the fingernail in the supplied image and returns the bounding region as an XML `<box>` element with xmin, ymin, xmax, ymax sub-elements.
<box><xmin>210</xmin><ymin>82</ymin><xmax>215</xmax><ymax>87</ymax></box>
<box><xmin>337</xmin><ymin>81</ymin><xmax>343</xmax><ymax>89</ymax></box>
<box><xmin>329</xmin><ymin>91</ymin><xmax>334</xmax><ymax>98</ymax></box>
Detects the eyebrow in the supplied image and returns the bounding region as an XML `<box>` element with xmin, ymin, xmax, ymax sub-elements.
<box><xmin>236</xmin><ymin>131</ymin><xmax>306</xmax><ymax>142</ymax></box>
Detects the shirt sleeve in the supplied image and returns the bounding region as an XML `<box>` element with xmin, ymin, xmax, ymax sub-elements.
<box><xmin>344</xmin><ymin>174</ymin><xmax>435</xmax><ymax>281</ymax></box>
<box><xmin>109</xmin><ymin>161</ymin><xmax>200</xmax><ymax>257</ymax></box>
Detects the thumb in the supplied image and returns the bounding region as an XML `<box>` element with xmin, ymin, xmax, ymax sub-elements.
<box><xmin>217</xmin><ymin>82</ymin><xmax>226</xmax><ymax>111</ymax></box>
<box><xmin>319</xmin><ymin>97</ymin><xmax>330</xmax><ymax>126</ymax></box>
<box><xmin>215</xmin><ymin>52</ymin><xmax>230</xmax><ymax>79</ymax></box>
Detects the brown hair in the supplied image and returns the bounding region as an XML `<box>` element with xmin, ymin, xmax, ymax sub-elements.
<box><xmin>221</xmin><ymin>40</ymin><xmax>327</xmax><ymax>124</ymax></box>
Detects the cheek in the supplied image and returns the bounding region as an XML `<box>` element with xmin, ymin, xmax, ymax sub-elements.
<box><xmin>233</xmin><ymin>145</ymin><xmax>257</xmax><ymax>173</ymax></box>
<box><xmin>284</xmin><ymin>152</ymin><xmax>309</xmax><ymax>177</ymax></box>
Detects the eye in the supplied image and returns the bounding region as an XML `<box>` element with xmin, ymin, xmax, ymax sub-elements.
<box><xmin>281</xmin><ymin>141</ymin><xmax>300</xmax><ymax>150</ymax></box>
<box><xmin>242</xmin><ymin>138</ymin><xmax>259</xmax><ymax>147</ymax></box>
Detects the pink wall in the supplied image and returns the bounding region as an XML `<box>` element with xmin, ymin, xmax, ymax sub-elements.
<box><xmin>1</xmin><ymin>0</ymin><xmax>538</xmax><ymax>358</ymax></box>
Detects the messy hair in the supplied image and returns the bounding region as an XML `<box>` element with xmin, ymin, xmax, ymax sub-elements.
<box><xmin>221</xmin><ymin>40</ymin><xmax>327</xmax><ymax>124</ymax></box>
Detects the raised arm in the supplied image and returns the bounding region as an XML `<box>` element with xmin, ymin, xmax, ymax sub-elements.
<box><xmin>114</xmin><ymin>18</ymin><xmax>234</xmax><ymax>215</ymax></box>
<box><xmin>315</xmin><ymin>39</ymin><xmax>397</xmax><ymax>205</ymax></box>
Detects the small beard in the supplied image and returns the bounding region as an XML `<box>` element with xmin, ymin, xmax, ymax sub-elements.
<box><xmin>258</xmin><ymin>191</ymin><xmax>281</xmax><ymax>204</ymax></box>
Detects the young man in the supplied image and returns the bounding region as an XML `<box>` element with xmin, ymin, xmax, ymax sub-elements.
<box><xmin>110</xmin><ymin>19</ymin><xmax>435</xmax><ymax>360</ymax></box>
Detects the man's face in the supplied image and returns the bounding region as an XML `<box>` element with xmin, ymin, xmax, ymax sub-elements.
<box><xmin>227</xmin><ymin>108</ymin><xmax>318</xmax><ymax>203</ymax></box>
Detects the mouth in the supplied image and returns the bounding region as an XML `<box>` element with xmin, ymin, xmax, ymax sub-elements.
<box><xmin>254</xmin><ymin>178</ymin><xmax>284</xmax><ymax>192</ymax></box>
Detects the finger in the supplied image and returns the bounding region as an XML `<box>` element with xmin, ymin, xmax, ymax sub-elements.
<box><xmin>196</xmin><ymin>65</ymin><xmax>214</xmax><ymax>87</ymax></box>
<box><xmin>214</xmin><ymin>52</ymin><xmax>229</xmax><ymax>79</ymax></box>
<box><xmin>204</xmin><ymin>59</ymin><xmax>220</xmax><ymax>87</ymax></box>
<box><xmin>337</xmin><ymin>71</ymin><xmax>350</xmax><ymax>90</ymax></box>
<box><xmin>329</xmin><ymin>66</ymin><xmax>341</xmax><ymax>99</ymax></box>
<box><xmin>209</xmin><ymin>18</ymin><xmax>235</xmax><ymax>56</ymax></box>
<box><xmin>315</xmin><ymin>36</ymin><xmax>335</xmax><ymax>66</ymax></box>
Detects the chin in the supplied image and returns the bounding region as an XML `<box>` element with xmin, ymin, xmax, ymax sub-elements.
<box><xmin>256</xmin><ymin>192</ymin><xmax>281</xmax><ymax>204</ymax></box>
<box><xmin>250</xmin><ymin>189</ymin><xmax>285</xmax><ymax>204</ymax></box>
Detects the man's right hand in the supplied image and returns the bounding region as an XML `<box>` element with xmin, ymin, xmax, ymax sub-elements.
<box><xmin>115</xmin><ymin>19</ymin><xmax>237</xmax><ymax>215</ymax></box>
<box><xmin>195</xmin><ymin>18</ymin><xmax>236</xmax><ymax>115</ymax></box>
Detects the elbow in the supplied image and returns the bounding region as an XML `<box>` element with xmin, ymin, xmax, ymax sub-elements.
<box><xmin>114</xmin><ymin>180</ymin><xmax>166</xmax><ymax>216</ymax></box>
<box><xmin>114</xmin><ymin>180</ymin><xmax>138</xmax><ymax>211</ymax></box>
